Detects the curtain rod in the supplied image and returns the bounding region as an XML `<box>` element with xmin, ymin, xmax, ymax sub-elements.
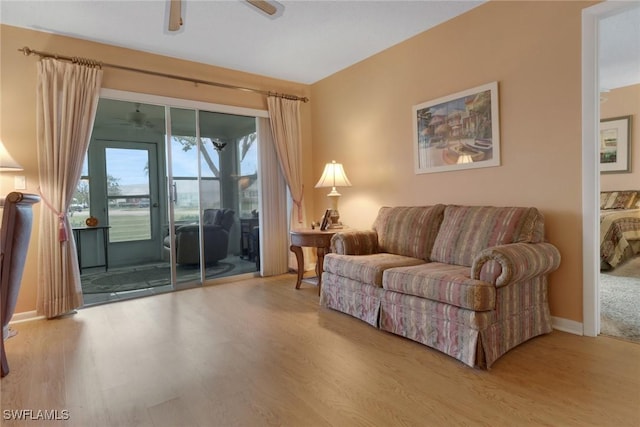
<box><xmin>19</xmin><ymin>46</ymin><xmax>309</xmax><ymax>103</ymax></box>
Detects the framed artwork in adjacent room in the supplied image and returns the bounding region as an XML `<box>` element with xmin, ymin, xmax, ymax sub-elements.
<box><xmin>600</xmin><ymin>115</ymin><xmax>632</xmax><ymax>173</ymax></box>
<box><xmin>413</xmin><ymin>81</ymin><xmax>500</xmax><ymax>174</ymax></box>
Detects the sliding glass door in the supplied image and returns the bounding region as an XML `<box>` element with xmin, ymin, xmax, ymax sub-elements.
<box><xmin>165</xmin><ymin>108</ymin><xmax>260</xmax><ymax>284</ymax></box>
<box><xmin>167</xmin><ymin>108</ymin><xmax>259</xmax><ymax>284</ymax></box>
<box><xmin>76</xmin><ymin>95</ymin><xmax>261</xmax><ymax>303</ymax></box>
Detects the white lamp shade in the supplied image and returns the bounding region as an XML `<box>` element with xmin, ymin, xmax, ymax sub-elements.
<box><xmin>315</xmin><ymin>160</ymin><xmax>352</xmax><ymax>188</ymax></box>
<box><xmin>0</xmin><ymin>141</ymin><xmax>24</xmax><ymax>171</ymax></box>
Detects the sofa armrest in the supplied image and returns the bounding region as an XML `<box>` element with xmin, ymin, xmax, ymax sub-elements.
<box><xmin>331</xmin><ymin>230</ymin><xmax>379</xmax><ymax>255</ymax></box>
<box><xmin>471</xmin><ymin>242</ymin><xmax>561</xmax><ymax>287</ymax></box>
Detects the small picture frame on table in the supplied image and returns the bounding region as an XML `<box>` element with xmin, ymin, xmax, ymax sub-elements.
<box><xmin>320</xmin><ymin>209</ymin><xmax>331</xmax><ymax>231</ymax></box>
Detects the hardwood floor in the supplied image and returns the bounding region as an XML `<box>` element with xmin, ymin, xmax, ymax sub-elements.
<box><xmin>2</xmin><ymin>274</ymin><xmax>639</xmax><ymax>426</ymax></box>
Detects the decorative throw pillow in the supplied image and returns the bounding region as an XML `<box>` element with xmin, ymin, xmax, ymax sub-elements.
<box><xmin>601</xmin><ymin>191</ymin><xmax>637</xmax><ymax>210</ymax></box>
<box><xmin>600</xmin><ymin>192</ymin><xmax>613</xmax><ymax>209</ymax></box>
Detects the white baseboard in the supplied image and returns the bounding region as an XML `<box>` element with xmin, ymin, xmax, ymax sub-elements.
<box><xmin>10</xmin><ymin>311</ymin><xmax>586</xmax><ymax>336</ymax></box>
<box><xmin>9</xmin><ymin>310</ymin><xmax>45</xmax><ymax>325</ymax></box>
<box><xmin>552</xmin><ymin>316</ymin><xmax>583</xmax><ymax>335</ymax></box>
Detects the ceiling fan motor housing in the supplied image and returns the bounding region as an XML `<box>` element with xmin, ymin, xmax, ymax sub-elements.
<box><xmin>127</xmin><ymin>110</ymin><xmax>146</xmax><ymax>126</ymax></box>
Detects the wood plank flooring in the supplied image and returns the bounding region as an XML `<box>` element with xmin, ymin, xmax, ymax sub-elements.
<box><xmin>2</xmin><ymin>274</ymin><xmax>639</xmax><ymax>426</ymax></box>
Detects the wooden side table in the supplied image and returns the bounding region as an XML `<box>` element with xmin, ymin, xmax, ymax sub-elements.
<box><xmin>290</xmin><ymin>229</ymin><xmax>339</xmax><ymax>295</ymax></box>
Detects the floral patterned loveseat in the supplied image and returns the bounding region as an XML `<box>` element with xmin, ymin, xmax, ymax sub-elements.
<box><xmin>320</xmin><ymin>205</ymin><xmax>561</xmax><ymax>369</ymax></box>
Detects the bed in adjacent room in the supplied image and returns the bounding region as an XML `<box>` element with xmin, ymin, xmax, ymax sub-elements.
<box><xmin>600</xmin><ymin>191</ymin><xmax>640</xmax><ymax>270</ymax></box>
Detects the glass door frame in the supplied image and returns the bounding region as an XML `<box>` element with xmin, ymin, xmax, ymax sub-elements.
<box><xmin>165</xmin><ymin>106</ymin><xmax>205</xmax><ymax>285</ymax></box>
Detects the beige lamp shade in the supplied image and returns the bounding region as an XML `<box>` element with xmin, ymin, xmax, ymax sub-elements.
<box><xmin>315</xmin><ymin>160</ymin><xmax>352</xmax><ymax>191</ymax></box>
<box><xmin>0</xmin><ymin>140</ymin><xmax>24</xmax><ymax>171</ymax></box>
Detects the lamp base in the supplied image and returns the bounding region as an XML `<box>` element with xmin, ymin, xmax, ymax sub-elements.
<box><xmin>328</xmin><ymin>209</ymin><xmax>344</xmax><ymax>229</ymax></box>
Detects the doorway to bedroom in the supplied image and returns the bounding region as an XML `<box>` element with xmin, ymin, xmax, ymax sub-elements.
<box><xmin>73</xmin><ymin>96</ymin><xmax>261</xmax><ymax>306</ymax></box>
<box><xmin>593</xmin><ymin>4</ymin><xmax>640</xmax><ymax>343</ymax></box>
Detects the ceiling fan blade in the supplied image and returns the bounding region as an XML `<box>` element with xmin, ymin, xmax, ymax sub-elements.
<box><xmin>168</xmin><ymin>0</ymin><xmax>183</xmax><ymax>31</ymax></box>
<box><xmin>246</xmin><ymin>0</ymin><xmax>277</xmax><ymax>16</ymax></box>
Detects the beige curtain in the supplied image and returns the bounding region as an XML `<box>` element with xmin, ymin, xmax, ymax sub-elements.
<box><xmin>267</xmin><ymin>96</ymin><xmax>310</xmax><ymax>269</ymax></box>
<box><xmin>36</xmin><ymin>58</ymin><xmax>103</xmax><ymax>318</ymax></box>
<box><xmin>257</xmin><ymin>118</ymin><xmax>289</xmax><ymax>276</ymax></box>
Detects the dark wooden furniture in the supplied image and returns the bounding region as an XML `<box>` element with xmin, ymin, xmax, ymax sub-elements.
<box><xmin>1</xmin><ymin>192</ymin><xmax>40</xmax><ymax>377</ymax></box>
<box><xmin>240</xmin><ymin>217</ymin><xmax>259</xmax><ymax>260</ymax></box>
<box><xmin>289</xmin><ymin>229</ymin><xmax>339</xmax><ymax>295</ymax></box>
<box><xmin>250</xmin><ymin>225</ymin><xmax>260</xmax><ymax>271</ymax></box>
<box><xmin>72</xmin><ymin>225</ymin><xmax>110</xmax><ymax>274</ymax></box>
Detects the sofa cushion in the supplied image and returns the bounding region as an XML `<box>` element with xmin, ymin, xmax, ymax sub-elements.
<box><xmin>383</xmin><ymin>262</ymin><xmax>496</xmax><ymax>311</ymax></box>
<box><xmin>372</xmin><ymin>205</ymin><xmax>445</xmax><ymax>261</ymax></box>
<box><xmin>323</xmin><ymin>253</ymin><xmax>425</xmax><ymax>287</ymax></box>
<box><xmin>379</xmin><ymin>290</ymin><xmax>495</xmax><ymax>332</ymax></box>
<box><xmin>430</xmin><ymin>206</ymin><xmax>545</xmax><ymax>267</ymax></box>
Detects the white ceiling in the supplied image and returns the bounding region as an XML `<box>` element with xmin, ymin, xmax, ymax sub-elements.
<box><xmin>1</xmin><ymin>1</ymin><xmax>638</xmax><ymax>88</ymax></box>
<box><xmin>1</xmin><ymin>0</ymin><xmax>484</xmax><ymax>84</ymax></box>
<box><xmin>599</xmin><ymin>5</ymin><xmax>640</xmax><ymax>91</ymax></box>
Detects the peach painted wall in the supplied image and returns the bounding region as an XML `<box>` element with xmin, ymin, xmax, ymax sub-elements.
<box><xmin>1</xmin><ymin>24</ymin><xmax>313</xmax><ymax>314</ymax></box>
<box><xmin>310</xmin><ymin>1</ymin><xmax>597</xmax><ymax>323</ymax></box>
<box><xmin>600</xmin><ymin>84</ymin><xmax>640</xmax><ymax>190</ymax></box>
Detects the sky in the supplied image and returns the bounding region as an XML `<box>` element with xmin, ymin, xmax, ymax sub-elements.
<box><xmin>99</xmin><ymin>137</ymin><xmax>258</xmax><ymax>187</ymax></box>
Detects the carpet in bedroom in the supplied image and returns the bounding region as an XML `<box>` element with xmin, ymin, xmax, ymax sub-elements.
<box><xmin>599</xmin><ymin>256</ymin><xmax>640</xmax><ymax>343</ymax></box>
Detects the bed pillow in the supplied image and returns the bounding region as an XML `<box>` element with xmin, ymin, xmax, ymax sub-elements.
<box><xmin>601</xmin><ymin>191</ymin><xmax>637</xmax><ymax>210</ymax></box>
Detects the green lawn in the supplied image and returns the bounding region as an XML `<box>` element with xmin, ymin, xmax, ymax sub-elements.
<box><xmin>109</xmin><ymin>214</ymin><xmax>151</xmax><ymax>242</ymax></box>
<box><xmin>69</xmin><ymin>209</ymin><xmax>150</xmax><ymax>242</ymax></box>
<box><xmin>69</xmin><ymin>208</ymin><xmax>202</xmax><ymax>242</ymax></box>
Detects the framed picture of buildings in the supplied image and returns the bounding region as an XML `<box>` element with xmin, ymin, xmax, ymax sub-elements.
<box><xmin>413</xmin><ymin>81</ymin><xmax>500</xmax><ymax>174</ymax></box>
<box><xmin>600</xmin><ymin>116</ymin><xmax>632</xmax><ymax>173</ymax></box>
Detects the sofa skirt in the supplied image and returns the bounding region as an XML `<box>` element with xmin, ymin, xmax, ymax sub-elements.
<box><xmin>379</xmin><ymin>292</ymin><xmax>489</xmax><ymax>367</ymax></box>
<box><xmin>321</xmin><ymin>272</ymin><xmax>553</xmax><ymax>369</ymax></box>
<box><xmin>320</xmin><ymin>272</ymin><xmax>382</xmax><ymax>327</ymax></box>
<box><xmin>379</xmin><ymin>277</ymin><xmax>553</xmax><ymax>369</ymax></box>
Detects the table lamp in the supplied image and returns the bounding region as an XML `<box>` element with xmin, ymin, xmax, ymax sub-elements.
<box><xmin>315</xmin><ymin>160</ymin><xmax>351</xmax><ymax>228</ymax></box>
<box><xmin>0</xmin><ymin>141</ymin><xmax>24</xmax><ymax>171</ymax></box>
